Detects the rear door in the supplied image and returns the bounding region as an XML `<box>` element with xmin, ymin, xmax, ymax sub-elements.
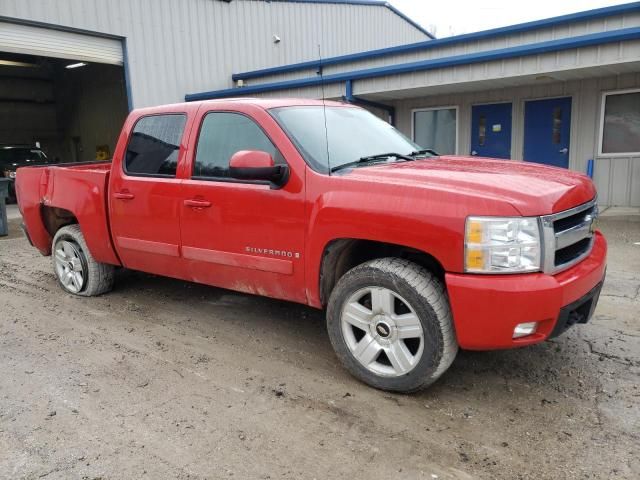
<box><xmin>109</xmin><ymin>112</ymin><xmax>191</xmax><ymax>280</ymax></box>
<box><xmin>179</xmin><ymin>106</ymin><xmax>307</xmax><ymax>303</ymax></box>
<box><xmin>523</xmin><ymin>97</ymin><xmax>572</xmax><ymax>168</ymax></box>
<box><xmin>470</xmin><ymin>103</ymin><xmax>512</xmax><ymax>159</ymax></box>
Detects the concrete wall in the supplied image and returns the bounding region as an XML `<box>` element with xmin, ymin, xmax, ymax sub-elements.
<box><xmin>392</xmin><ymin>72</ymin><xmax>640</xmax><ymax>207</ymax></box>
<box><xmin>55</xmin><ymin>64</ymin><xmax>129</xmax><ymax>163</ymax></box>
<box><xmin>0</xmin><ymin>66</ymin><xmax>57</xmax><ymax>145</ymax></box>
<box><xmin>0</xmin><ymin>62</ymin><xmax>128</xmax><ymax>163</ymax></box>
<box><xmin>0</xmin><ymin>0</ymin><xmax>429</xmax><ymax>108</ymax></box>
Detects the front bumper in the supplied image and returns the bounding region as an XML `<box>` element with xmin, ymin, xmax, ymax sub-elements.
<box><xmin>446</xmin><ymin>231</ymin><xmax>607</xmax><ymax>350</ymax></box>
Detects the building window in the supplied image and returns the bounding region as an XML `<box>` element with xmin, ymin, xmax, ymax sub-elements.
<box><xmin>478</xmin><ymin>115</ymin><xmax>486</xmax><ymax>146</ymax></box>
<box><xmin>125</xmin><ymin>114</ymin><xmax>186</xmax><ymax>177</ymax></box>
<box><xmin>600</xmin><ymin>89</ymin><xmax>640</xmax><ymax>155</ymax></box>
<box><xmin>413</xmin><ymin>107</ymin><xmax>457</xmax><ymax>155</ymax></box>
<box><xmin>194</xmin><ymin>112</ymin><xmax>284</xmax><ymax>179</ymax></box>
<box><xmin>552</xmin><ymin>107</ymin><xmax>563</xmax><ymax>144</ymax></box>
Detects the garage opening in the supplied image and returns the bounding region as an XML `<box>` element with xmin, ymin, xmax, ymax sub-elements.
<box><xmin>0</xmin><ymin>21</ymin><xmax>128</xmax><ymax>190</ymax></box>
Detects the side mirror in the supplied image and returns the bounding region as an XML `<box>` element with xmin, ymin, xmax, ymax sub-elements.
<box><xmin>228</xmin><ymin>150</ymin><xmax>289</xmax><ymax>188</ymax></box>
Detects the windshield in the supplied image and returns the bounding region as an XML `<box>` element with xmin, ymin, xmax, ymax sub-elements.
<box><xmin>270</xmin><ymin>106</ymin><xmax>420</xmax><ymax>173</ymax></box>
<box><xmin>0</xmin><ymin>148</ymin><xmax>47</xmax><ymax>168</ymax></box>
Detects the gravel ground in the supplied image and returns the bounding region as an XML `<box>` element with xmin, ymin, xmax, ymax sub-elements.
<box><xmin>0</xmin><ymin>213</ymin><xmax>638</xmax><ymax>480</ymax></box>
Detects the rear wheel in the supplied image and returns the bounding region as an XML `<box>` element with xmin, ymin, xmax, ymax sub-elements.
<box><xmin>326</xmin><ymin>258</ymin><xmax>457</xmax><ymax>392</ymax></box>
<box><xmin>52</xmin><ymin>224</ymin><xmax>114</xmax><ymax>296</ymax></box>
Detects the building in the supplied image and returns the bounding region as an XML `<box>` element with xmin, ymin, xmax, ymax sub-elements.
<box><xmin>2</xmin><ymin>1</ymin><xmax>639</xmax><ymax>208</ymax></box>
<box><xmin>0</xmin><ymin>0</ymin><xmax>429</xmax><ymax>163</ymax></box>
<box><xmin>188</xmin><ymin>2</ymin><xmax>640</xmax><ymax>208</ymax></box>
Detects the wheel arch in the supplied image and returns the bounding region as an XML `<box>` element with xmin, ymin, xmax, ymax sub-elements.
<box><xmin>40</xmin><ymin>204</ymin><xmax>120</xmax><ymax>266</ymax></box>
<box><xmin>41</xmin><ymin>205</ymin><xmax>79</xmax><ymax>239</ymax></box>
<box><xmin>319</xmin><ymin>238</ymin><xmax>446</xmax><ymax>307</ymax></box>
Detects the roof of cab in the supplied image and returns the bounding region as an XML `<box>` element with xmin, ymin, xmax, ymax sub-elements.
<box><xmin>131</xmin><ymin>97</ymin><xmax>351</xmax><ymax>116</ymax></box>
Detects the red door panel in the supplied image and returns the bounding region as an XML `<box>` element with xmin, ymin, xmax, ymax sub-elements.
<box><xmin>180</xmin><ymin>179</ymin><xmax>306</xmax><ymax>302</ymax></box>
<box><xmin>110</xmin><ymin>176</ymin><xmax>185</xmax><ymax>278</ymax></box>
<box><xmin>179</xmin><ymin>107</ymin><xmax>307</xmax><ymax>303</ymax></box>
<box><xmin>109</xmin><ymin>112</ymin><xmax>192</xmax><ymax>280</ymax></box>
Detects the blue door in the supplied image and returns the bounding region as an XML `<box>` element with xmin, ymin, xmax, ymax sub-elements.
<box><xmin>470</xmin><ymin>103</ymin><xmax>512</xmax><ymax>159</ymax></box>
<box><xmin>524</xmin><ymin>97</ymin><xmax>572</xmax><ymax>168</ymax></box>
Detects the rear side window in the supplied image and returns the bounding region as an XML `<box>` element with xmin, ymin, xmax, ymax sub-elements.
<box><xmin>194</xmin><ymin>112</ymin><xmax>284</xmax><ymax>179</ymax></box>
<box><xmin>125</xmin><ymin>114</ymin><xmax>187</xmax><ymax>177</ymax></box>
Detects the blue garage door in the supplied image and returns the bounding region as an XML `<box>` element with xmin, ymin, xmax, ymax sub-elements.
<box><xmin>524</xmin><ymin>97</ymin><xmax>572</xmax><ymax>168</ymax></box>
<box><xmin>471</xmin><ymin>103</ymin><xmax>512</xmax><ymax>159</ymax></box>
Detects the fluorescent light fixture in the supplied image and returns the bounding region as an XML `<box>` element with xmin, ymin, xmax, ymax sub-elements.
<box><xmin>66</xmin><ymin>62</ymin><xmax>87</xmax><ymax>69</ymax></box>
<box><xmin>0</xmin><ymin>59</ymin><xmax>38</xmax><ymax>68</ymax></box>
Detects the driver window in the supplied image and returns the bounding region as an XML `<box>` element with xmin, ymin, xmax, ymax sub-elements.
<box><xmin>194</xmin><ymin>112</ymin><xmax>284</xmax><ymax>179</ymax></box>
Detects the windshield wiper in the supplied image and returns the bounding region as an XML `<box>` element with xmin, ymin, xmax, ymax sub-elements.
<box><xmin>409</xmin><ymin>149</ymin><xmax>439</xmax><ymax>157</ymax></box>
<box><xmin>331</xmin><ymin>152</ymin><xmax>414</xmax><ymax>173</ymax></box>
<box><xmin>359</xmin><ymin>152</ymin><xmax>414</xmax><ymax>162</ymax></box>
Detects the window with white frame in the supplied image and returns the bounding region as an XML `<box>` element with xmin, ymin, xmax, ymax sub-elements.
<box><xmin>413</xmin><ymin>107</ymin><xmax>457</xmax><ymax>155</ymax></box>
<box><xmin>600</xmin><ymin>89</ymin><xmax>640</xmax><ymax>155</ymax></box>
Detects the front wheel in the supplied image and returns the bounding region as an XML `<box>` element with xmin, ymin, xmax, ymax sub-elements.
<box><xmin>326</xmin><ymin>258</ymin><xmax>458</xmax><ymax>393</ymax></box>
<box><xmin>52</xmin><ymin>224</ymin><xmax>114</xmax><ymax>296</ymax></box>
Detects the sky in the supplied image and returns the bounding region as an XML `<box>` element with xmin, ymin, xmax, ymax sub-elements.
<box><xmin>389</xmin><ymin>0</ymin><xmax>632</xmax><ymax>37</ymax></box>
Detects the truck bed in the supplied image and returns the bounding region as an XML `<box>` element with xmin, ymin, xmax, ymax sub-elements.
<box><xmin>15</xmin><ymin>162</ymin><xmax>121</xmax><ymax>265</ymax></box>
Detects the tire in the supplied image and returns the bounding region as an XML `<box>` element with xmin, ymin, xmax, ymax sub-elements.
<box><xmin>326</xmin><ymin>258</ymin><xmax>458</xmax><ymax>393</ymax></box>
<box><xmin>52</xmin><ymin>224</ymin><xmax>115</xmax><ymax>296</ymax></box>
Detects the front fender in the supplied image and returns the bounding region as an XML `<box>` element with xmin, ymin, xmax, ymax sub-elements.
<box><xmin>303</xmin><ymin>173</ymin><xmax>523</xmax><ymax>307</ymax></box>
<box><xmin>304</xmin><ymin>190</ymin><xmax>462</xmax><ymax>307</ymax></box>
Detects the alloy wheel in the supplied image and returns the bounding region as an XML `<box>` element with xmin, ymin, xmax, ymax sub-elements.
<box><xmin>54</xmin><ymin>240</ymin><xmax>86</xmax><ymax>294</ymax></box>
<box><xmin>340</xmin><ymin>286</ymin><xmax>424</xmax><ymax>377</ymax></box>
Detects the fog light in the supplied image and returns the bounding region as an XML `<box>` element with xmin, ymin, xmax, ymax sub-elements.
<box><xmin>513</xmin><ymin>322</ymin><xmax>538</xmax><ymax>339</ymax></box>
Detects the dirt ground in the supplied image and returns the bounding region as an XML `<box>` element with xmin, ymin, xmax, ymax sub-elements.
<box><xmin>0</xmin><ymin>211</ymin><xmax>638</xmax><ymax>480</ymax></box>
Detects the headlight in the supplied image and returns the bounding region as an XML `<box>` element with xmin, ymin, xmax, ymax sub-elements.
<box><xmin>465</xmin><ymin>216</ymin><xmax>541</xmax><ymax>273</ymax></box>
<box><xmin>3</xmin><ymin>170</ymin><xmax>16</xmax><ymax>179</ymax></box>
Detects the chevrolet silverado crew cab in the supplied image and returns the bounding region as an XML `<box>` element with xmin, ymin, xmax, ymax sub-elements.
<box><xmin>16</xmin><ymin>99</ymin><xmax>606</xmax><ymax>392</ymax></box>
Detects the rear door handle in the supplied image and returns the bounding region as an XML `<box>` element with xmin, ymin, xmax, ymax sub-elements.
<box><xmin>184</xmin><ymin>199</ymin><xmax>212</xmax><ymax>208</ymax></box>
<box><xmin>113</xmin><ymin>192</ymin><xmax>135</xmax><ymax>200</ymax></box>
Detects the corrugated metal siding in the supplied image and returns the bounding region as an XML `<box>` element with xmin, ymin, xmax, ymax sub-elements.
<box><xmin>0</xmin><ymin>0</ymin><xmax>428</xmax><ymax>107</ymax></box>
<box><xmin>594</xmin><ymin>156</ymin><xmax>640</xmax><ymax>206</ymax></box>
<box><xmin>391</xmin><ymin>72</ymin><xmax>640</xmax><ymax>207</ymax></box>
<box><xmin>240</xmin><ymin>11</ymin><xmax>640</xmax><ymax>86</ymax></box>
<box><xmin>0</xmin><ymin>21</ymin><xmax>123</xmax><ymax>64</ymax></box>
<box><xmin>355</xmin><ymin>40</ymin><xmax>640</xmax><ymax>97</ymax></box>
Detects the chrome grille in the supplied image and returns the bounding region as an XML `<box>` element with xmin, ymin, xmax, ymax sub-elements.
<box><xmin>541</xmin><ymin>199</ymin><xmax>598</xmax><ymax>274</ymax></box>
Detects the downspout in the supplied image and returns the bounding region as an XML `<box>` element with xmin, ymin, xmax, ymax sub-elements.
<box><xmin>342</xmin><ymin>80</ymin><xmax>396</xmax><ymax>126</ymax></box>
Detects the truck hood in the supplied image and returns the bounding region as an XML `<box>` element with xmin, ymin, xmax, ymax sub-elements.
<box><xmin>339</xmin><ymin>155</ymin><xmax>596</xmax><ymax>216</ymax></box>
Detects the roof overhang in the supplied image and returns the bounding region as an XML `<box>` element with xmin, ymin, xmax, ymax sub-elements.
<box><xmin>360</xmin><ymin>61</ymin><xmax>640</xmax><ymax>101</ymax></box>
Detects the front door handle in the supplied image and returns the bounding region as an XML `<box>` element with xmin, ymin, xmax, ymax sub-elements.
<box><xmin>184</xmin><ymin>199</ymin><xmax>212</xmax><ymax>208</ymax></box>
<box><xmin>113</xmin><ymin>191</ymin><xmax>135</xmax><ymax>200</ymax></box>
<box><xmin>559</xmin><ymin>148</ymin><xmax>569</xmax><ymax>154</ymax></box>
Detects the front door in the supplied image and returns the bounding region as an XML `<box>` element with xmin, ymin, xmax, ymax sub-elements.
<box><xmin>523</xmin><ymin>97</ymin><xmax>572</xmax><ymax>168</ymax></box>
<box><xmin>470</xmin><ymin>103</ymin><xmax>512</xmax><ymax>159</ymax></box>
<box><xmin>179</xmin><ymin>108</ymin><xmax>307</xmax><ymax>304</ymax></box>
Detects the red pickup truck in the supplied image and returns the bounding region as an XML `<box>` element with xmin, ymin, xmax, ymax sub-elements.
<box><xmin>16</xmin><ymin>98</ymin><xmax>606</xmax><ymax>392</ymax></box>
